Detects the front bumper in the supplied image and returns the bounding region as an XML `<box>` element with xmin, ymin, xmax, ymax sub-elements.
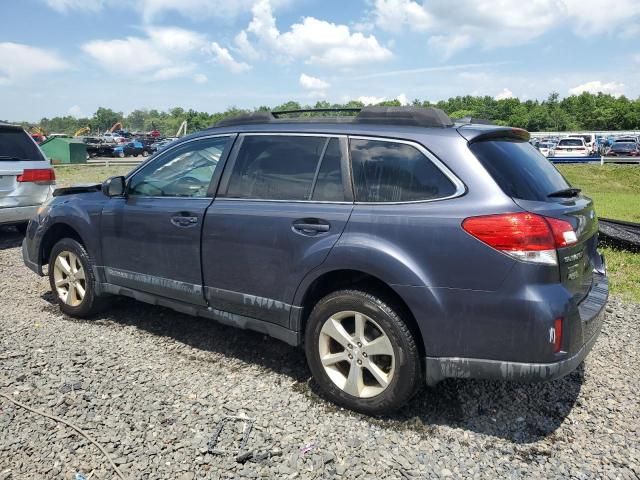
<box><xmin>424</xmin><ymin>274</ymin><xmax>608</xmax><ymax>385</ymax></box>
<box><xmin>0</xmin><ymin>205</ymin><xmax>39</xmax><ymax>225</ymax></box>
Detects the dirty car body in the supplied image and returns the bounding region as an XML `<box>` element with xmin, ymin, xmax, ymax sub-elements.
<box><xmin>22</xmin><ymin>107</ymin><xmax>608</xmax><ymax>413</ymax></box>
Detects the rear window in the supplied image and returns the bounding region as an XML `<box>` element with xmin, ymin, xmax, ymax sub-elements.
<box><xmin>558</xmin><ymin>139</ymin><xmax>584</xmax><ymax>147</ymax></box>
<box><xmin>350</xmin><ymin>139</ymin><xmax>457</xmax><ymax>203</ymax></box>
<box><xmin>0</xmin><ymin>128</ymin><xmax>45</xmax><ymax>161</ymax></box>
<box><xmin>225</xmin><ymin>135</ymin><xmax>340</xmax><ymax>201</ymax></box>
<box><xmin>469</xmin><ymin>139</ymin><xmax>570</xmax><ymax>202</ymax></box>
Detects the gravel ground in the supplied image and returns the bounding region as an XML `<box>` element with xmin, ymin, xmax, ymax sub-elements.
<box><xmin>0</xmin><ymin>226</ymin><xmax>638</xmax><ymax>480</ymax></box>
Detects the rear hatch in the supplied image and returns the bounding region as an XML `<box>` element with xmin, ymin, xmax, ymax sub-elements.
<box><xmin>0</xmin><ymin>125</ymin><xmax>54</xmax><ymax>207</ymax></box>
<box><xmin>463</xmin><ymin>128</ymin><xmax>601</xmax><ymax>302</ymax></box>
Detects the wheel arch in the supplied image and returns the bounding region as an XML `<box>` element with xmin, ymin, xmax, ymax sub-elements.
<box><xmin>296</xmin><ymin>269</ymin><xmax>426</xmax><ymax>357</ymax></box>
<box><xmin>40</xmin><ymin>222</ymin><xmax>86</xmax><ymax>266</ymax></box>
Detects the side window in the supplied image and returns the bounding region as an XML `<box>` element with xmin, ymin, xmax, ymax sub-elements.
<box><xmin>350</xmin><ymin>139</ymin><xmax>457</xmax><ymax>203</ymax></box>
<box><xmin>128</xmin><ymin>136</ymin><xmax>230</xmax><ymax>198</ymax></box>
<box><xmin>225</xmin><ymin>135</ymin><xmax>331</xmax><ymax>201</ymax></box>
<box><xmin>311</xmin><ymin>138</ymin><xmax>345</xmax><ymax>202</ymax></box>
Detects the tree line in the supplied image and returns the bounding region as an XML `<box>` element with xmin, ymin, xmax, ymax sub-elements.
<box><xmin>10</xmin><ymin>92</ymin><xmax>640</xmax><ymax>137</ymax></box>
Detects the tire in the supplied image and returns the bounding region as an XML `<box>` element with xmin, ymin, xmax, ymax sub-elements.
<box><xmin>118</xmin><ymin>151</ymin><xmax>125</xmax><ymax>158</ymax></box>
<box><xmin>48</xmin><ymin>238</ymin><xmax>106</xmax><ymax>318</ymax></box>
<box><xmin>305</xmin><ymin>289</ymin><xmax>422</xmax><ymax>415</ymax></box>
<box><xmin>134</xmin><ymin>153</ymin><xmax>139</xmax><ymax>157</ymax></box>
<box><xmin>142</xmin><ymin>150</ymin><xmax>149</xmax><ymax>157</ymax></box>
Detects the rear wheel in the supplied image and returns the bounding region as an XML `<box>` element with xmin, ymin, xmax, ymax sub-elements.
<box><xmin>305</xmin><ymin>289</ymin><xmax>422</xmax><ymax>415</ymax></box>
<box><xmin>118</xmin><ymin>151</ymin><xmax>125</xmax><ymax>158</ymax></box>
<box><xmin>48</xmin><ymin>238</ymin><xmax>105</xmax><ymax>317</ymax></box>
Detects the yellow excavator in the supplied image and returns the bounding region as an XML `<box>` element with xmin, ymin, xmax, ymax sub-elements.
<box><xmin>74</xmin><ymin>126</ymin><xmax>90</xmax><ymax>137</ymax></box>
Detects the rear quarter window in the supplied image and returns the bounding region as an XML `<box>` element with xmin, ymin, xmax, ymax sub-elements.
<box><xmin>469</xmin><ymin>139</ymin><xmax>570</xmax><ymax>202</ymax></box>
<box><xmin>0</xmin><ymin>128</ymin><xmax>45</xmax><ymax>161</ymax></box>
<box><xmin>350</xmin><ymin>138</ymin><xmax>457</xmax><ymax>203</ymax></box>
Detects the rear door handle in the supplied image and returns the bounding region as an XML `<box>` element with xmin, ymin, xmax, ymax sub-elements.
<box><xmin>292</xmin><ymin>220</ymin><xmax>330</xmax><ymax>235</ymax></box>
<box><xmin>171</xmin><ymin>214</ymin><xmax>199</xmax><ymax>227</ymax></box>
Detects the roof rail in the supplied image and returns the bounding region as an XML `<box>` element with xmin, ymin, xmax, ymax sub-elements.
<box><xmin>356</xmin><ymin>107</ymin><xmax>453</xmax><ymax>128</ymax></box>
<box><xmin>215</xmin><ymin>111</ymin><xmax>276</xmax><ymax>127</ymax></box>
<box><xmin>272</xmin><ymin>108</ymin><xmax>361</xmax><ymax>117</ymax></box>
<box><xmin>213</xmin><ymin>106</ymin><xmax>454</xmax><ymax>128</ymax></box>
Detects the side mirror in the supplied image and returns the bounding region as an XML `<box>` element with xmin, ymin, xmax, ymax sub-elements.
<box><xmin>102</xmin><ymin>176</ymin><xmax>126</xmax><ymax>197</ymax></box>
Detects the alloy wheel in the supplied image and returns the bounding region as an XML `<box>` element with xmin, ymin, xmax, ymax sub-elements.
<box><xmin>318</xmin><ymin>310</ymin><xmax>395</xmax><ymax>398</ymax></box>
<box><xmin>52</xmin><ymin>251</ymin><xmax>86</xmax><ymax>307</ymax></box>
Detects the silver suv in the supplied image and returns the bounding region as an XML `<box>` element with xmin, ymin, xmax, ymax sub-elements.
<box><xmin>0</xmin><ymin>124</ymin><xmax>55</xmax><ymax>232</ymax></box>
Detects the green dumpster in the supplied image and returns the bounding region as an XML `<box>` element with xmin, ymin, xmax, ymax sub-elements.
<box><xmin>40</xmin><ymin>137</ymin><xmax>87</xmax><ymax>165</ymax></box>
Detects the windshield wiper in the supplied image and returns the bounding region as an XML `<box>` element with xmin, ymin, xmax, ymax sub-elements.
<box><xmin>548</xmin><ymin>187</ymin><xmax>581</xmax><ymax>198</ymax></box>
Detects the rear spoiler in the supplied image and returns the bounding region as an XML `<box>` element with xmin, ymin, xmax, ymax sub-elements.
<box><xmin>458</xmin><ymin>126</ymin><xmax>530</xmax><ymax>143</ymax></box>
<box><xmin>53</xmin><ymin>183</ymin><xmax>101</xmax><ymax>197</ymax></box>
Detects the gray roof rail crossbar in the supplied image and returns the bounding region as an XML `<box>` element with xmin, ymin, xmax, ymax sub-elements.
<box><xmin>355</xmin><ymin>107</ymin><xmax>454</xmax><ymax>128</ymax></box>
<box><xmin>272</xmin><ymin>108</ymin><xmax>361</xmax><ymax>117</ymax></box>
<box><xmin>214</xmin><ymin>106</ymin><xmax>454</xmax><ymax>128</ymax></box>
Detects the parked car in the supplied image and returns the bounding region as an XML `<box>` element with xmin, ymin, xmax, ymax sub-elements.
<box><xmin>22</xmin><ymin>107</ymin><xmax>608</xmax><ymax>414</ymax></box>
<box><xmin>112</xmin><ymin>141</ymin><xmax>151</xmax><ymax>158</ymax></box>
<box><xmin>150</xmin><ymin>139</ymin><xmax>175</xmax><ymax>153</ymax></box>
<box><xmin>0</xmin><ymin>124</ymin><xmax>55</xmax><ymax>232</ymax></box>
<box><xmin>550</xmin><ymin>137</ymin><xmax>590</xmax><ymax>157</ymax></box>
<box><xmin>538</xmin><ymin>141</ymin><xmax>556</xmax><ymax>157</ymax></box>
<box><xmin>606</xmin><ymin>142</ymin><xmax>640</xmax><ymax>157</ymax></box>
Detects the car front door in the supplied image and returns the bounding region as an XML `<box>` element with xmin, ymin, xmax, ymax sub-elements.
<box><xmin>100</xmin><ymin>134</ymin><xmax>234</xmax><ymax>305</ymax></box>
<box><xmin>202</xmin><ymin>133</ymin><xmax>353</xmax><ymax>327</ymax></box>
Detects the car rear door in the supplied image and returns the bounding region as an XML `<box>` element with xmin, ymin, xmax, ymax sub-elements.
<box><xmin>100</xmin><ymin>135</ymin><xmax>234</xmax><ymax>305</ymax></box>
<box><xmin>0</xmin><ymin>126</ymin><xmax>54</xmax><ymax>210</ymax></box>
<box><xmin>201</xmin><ymin>133</ymin><xmax>353</xmax><ymax>327</ymax></box>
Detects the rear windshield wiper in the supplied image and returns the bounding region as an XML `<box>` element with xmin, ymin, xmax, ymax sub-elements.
<box><xmin>547</xmin><ymin>187</ymin><xmax>582</xmax><ymax>198</ymax></box>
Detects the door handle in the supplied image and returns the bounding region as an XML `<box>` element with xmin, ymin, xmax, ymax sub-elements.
<box><xmin>292</xmin><ymin>220</ymin><xmax>330</xmax><ymax>235</ymax></box>
<box><xmin>171</xmin><ymin>215</ymin><xmax>199</xmax><ymax>227</ymax></box>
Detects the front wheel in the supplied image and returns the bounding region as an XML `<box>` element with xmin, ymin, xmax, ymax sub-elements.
<box><xmin>49</xmin><ymin>238</ymin><xmax>106</xmax><ymax>317</ymax></box>
<box><xmin>118</xmin><ymin>151</ymin><xmax>125</xmax><ymax>158</ymax></box>
<box><xmin>142</xmin><ymin>150</ymin><xmax>149</xmax><ymax>157</ymax></box>
<box><xmin>305</xmin><ymin>289</ymin><xmax>422</xmax><ymax>415</ymax></box>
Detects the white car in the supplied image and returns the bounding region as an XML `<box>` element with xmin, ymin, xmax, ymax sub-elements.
<box><xmin>538</xmin><ymin>142</ymin><xmax>555</xmax><ymax>157</ymax></box>
<box><xmin>550</xmin><ymin>137</ymin><xmax>590</xmax><ymax>157</ymax></box>
<box><xmin>0</xmin><ymin>124</ymin><xmax>56</xmax><ymax>232</ymax></box>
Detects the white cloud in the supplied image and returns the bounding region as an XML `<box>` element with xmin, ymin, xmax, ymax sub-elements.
<box><xmin>367</xmin><ymin>0</ymin><xmax>640</xmax><ymax>57</ymax></box>
<box><xmin>495</xmin><ymin>88</ymin><xmax>514</xmax><ymax>100</ymax></box>
<box><xmin>396</xmin><ymin>93</ymin><xmax>409</xmax><ymax>105</ymax></box>
<box><xmin>568</xmin><ymin>81</ymin><xmax>625</xmax><ymax>96</ymax></box>
<box><xmin>0</xmin><ymin>42</ymin><xmax>68</xmax><ymax>85</ymax></box>
<box><xmin>234</xmin><ymin>31</ymin><xmax>259</xmax><ymax>60</ymax></box>
<box><xmin>299</xmin><ymin>73</ymin><xmax>330</xmax><ymax>90</ymax></box>
<box><xmin>240</xmin><ymin>0</ymin><xmax>392</xmax><ymax>66</ymax></box>
<box><xmin>193</xmin><ymin>73</ymin><xmax>208</xmax><ymax>84</ymax></box>
<box><xmin>82</xmin><ymin>27</ymin><xmax>205</xmax><ymax>81</ymax></box>
<box><xmin>68</xmin><ymin>105</ymin><xmax>84</xmax><ymax>118</ymax></box>
<box><xmin>207</xmin><ymin>42</ymin><xmax>251</xmax><ymax>73</ymax></box>
<box><xmin>357</xmin><ymin>96</ymin><xmax>387</xmax><ymax>105</ymax></box>
<box><xmin>44</xmin><ymin>0</ymin><xmax>105</xmax><ymax>12</ymax></box>
<box><xmin>371</xmin><ymin>0</ymin><xmax>433</xmax><ymax>32</ymax></box>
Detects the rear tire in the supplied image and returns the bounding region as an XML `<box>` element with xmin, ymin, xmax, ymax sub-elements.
<box><xmin>48</xmin><ymin>238</ymin><xmax>106</xmax><ymax>318</ymax></box>
<box><xmin>305</xmin><ymin>289</ymin><xmax>422</xmax><ymax>415</ymax></box>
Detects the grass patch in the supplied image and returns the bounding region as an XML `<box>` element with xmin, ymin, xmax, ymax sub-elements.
<box><xmin>54</xmin><ymin>165</ymin><xmax>133</xmax><ymax>187</ymax></box>
<box><xmin>557</xmin><ymin>165</ymin><xmax>640</xmax><ymax>222</ymax></box>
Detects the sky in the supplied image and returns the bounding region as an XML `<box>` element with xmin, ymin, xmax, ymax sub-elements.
<box><xmin>2</xmin><ymin>0</ymin><xmax>639</xmax><ymax>121</ymax></box>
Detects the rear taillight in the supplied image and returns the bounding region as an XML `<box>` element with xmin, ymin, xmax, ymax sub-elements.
<box><xmin>552</xmin><ymin>318</ymin><xmax>563</xmax><ymax>353</ymax></box>
<box><xmin>462</xmin><ymin>212</ymin><xmax>577</xmax><ymax>265</ymax></box>
<box><xmin>17</xmin><ymin>168</ymin><xmax>56</xmax><ymax>185</ymax></box>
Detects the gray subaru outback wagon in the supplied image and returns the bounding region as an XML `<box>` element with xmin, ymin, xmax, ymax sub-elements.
<box><xmin>23</xmin><ymin>107</ymin><xmax>608</xmax><ymax>414</ymax></box>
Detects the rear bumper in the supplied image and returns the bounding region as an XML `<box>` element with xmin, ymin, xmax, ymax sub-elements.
<box><xmin>0</xmin><ymin>205</ymin><xmax>39</xmax><ymax>225</ymax></box>
<box><xmin>424</xmin><ymin>274</ymin><xmax>608</xmax><ymax>385</ymax></box>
